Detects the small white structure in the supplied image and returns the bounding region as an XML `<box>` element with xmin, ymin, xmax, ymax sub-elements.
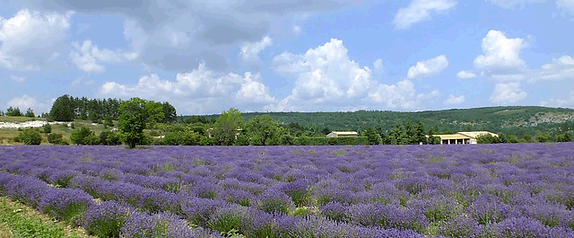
<box><xmin>434</xmin><ymin>131</ymin><xmax>498</xmax><ymax>145</ymax></box>
<box><xmin>326</xmin><ymin>131</ymin><xmax>358</xmax><ymax>138</ymax></box>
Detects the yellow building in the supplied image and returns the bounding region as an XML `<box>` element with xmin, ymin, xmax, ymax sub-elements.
<box><xmin>326</xmin><ymin>131</ymin><xmax>359</xmax><ymax>138</ymax></box>
<box><xmin>434</xmin><ymin>131</ymin><xmax>498</xmax><ymax>145</ymax></box>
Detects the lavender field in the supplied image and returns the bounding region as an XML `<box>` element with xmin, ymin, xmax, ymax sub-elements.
<box><xmin>1</xmin><ymin>144</ymin><xmax>574</xmax><ymax>237</ymax></box>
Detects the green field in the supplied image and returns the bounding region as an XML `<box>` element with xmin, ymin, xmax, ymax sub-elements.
<box><xmin>0</xmin><ymin>118</ymin><xmax>110</xmax><ymax>145</ymax></box>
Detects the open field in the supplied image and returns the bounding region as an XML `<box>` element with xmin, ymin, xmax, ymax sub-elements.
<box><xmin>1</xmin><ymin>144</ymin><xmax>574</xmax><ymax>237</ymax></box>
<box><xmin>0</xmin><ymin>197</ymin><xmax>91</xmax><ymax>238</ymax></box>
<box><xmin>0</xmin><ymin>119</ymin><xmax>111</xmax><ymax>145</ymax></box>
<box><xmin>0</xmin><ymin>116</ymin><xmax>47</xmax><ymax>123</ymax></box>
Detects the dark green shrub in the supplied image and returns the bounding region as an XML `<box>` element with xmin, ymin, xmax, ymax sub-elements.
<box><xmin>104</xmin><ymin>116</ymin><xmax>114</xmax><ymax>127</ymax></box>
<box><xmin>42</xmin><ymin>123</ymin><xmax>52</xmax><ymax>133</ymax></box>
<box><xmin>47</xmin><ymin>133</ymin><xmax>64</xmax><ymax>144</ymax></box>
<box><xmin>99</xmin><ymin>131</ymin><xmax>122</xmax><ymax>145</ymax></box>
<box><xmin>71</xmin><ymin>127</ymin><xmax>99</xmax><ymax>145</ymax></box>
<box><xmin>15</xmin><ymin>129</ymin><xmax>42</xmax><ymax>145</ymax></box>
<box><xmin>161</xmin><ymin>131</ymin><xmax>200</xmax><ymax>145</ymax></box>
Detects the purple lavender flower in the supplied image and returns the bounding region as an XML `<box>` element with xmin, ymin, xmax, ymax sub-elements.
<box><xmin>253</xmin><ymin>189</ymin><xmax>295</xmax><ymax>214</ymax></box>
<box><xmin>121</xmin><ymin>211</ymin><xmax>195</xmax><ymax>238</ymax></box>
<box><xmin>84</xmin><ymin>201</ymin><xmax>133</xmax><ymax>237</ymax></box>
<box><xmin>38</xmin><ymin>188</ymin><xmax>95</xmax><ymax>222</ymax></box>
<box><xmin>467</xmin><ymin>194</ymin><xmax>513</xmax><ymax>225</ymax></box>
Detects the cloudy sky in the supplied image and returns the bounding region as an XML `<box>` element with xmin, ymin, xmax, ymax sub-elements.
<box><xmin>1</xmin><ymin>0</ymin><xmax>573</xmax><ymax>115</ymax></box>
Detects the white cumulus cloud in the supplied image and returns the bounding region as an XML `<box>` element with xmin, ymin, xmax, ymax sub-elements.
<box><xmin>557</xmin><ymin>0</ymin><xmax>574</xmax><ymax>13</ymax></box>
<box><xmin>486</xmin><ymin>0</ymin><xmax>545</xmax><ymax>8</ymax></box>
<box><xmin>490</xmin><ymin>82</ymin><xmax>527</xmax><ymax>104</ymax></box>
<box><xmin>474</xmin><ymin>30</ymin><xmax>527</xmax><ymax>72</ymax></box>
<box><xmin>444</xmin><ymin>94</ymin><xmax>465</xmax><ymax>105</ymax></box>
<box><xmin>99</xmin><ymin>64</ymin><xmax>276</xmax><ymax>114</ymax></box>
<box><xmin>0</xmin><ymin>9</ymin><xmax>72</xmax><ymax>71</ymax></box>
<box><xmin>70</xmin><ymin>40</ymin><xmax>133</xmax><ymax>73</ymax></box>
<box><xmin>541</xmin><ymin>90</ymin><xmax>574</xmax><ymax>107</ymax></box>
<box><xmin>393</xmin><ymin>0</ymin><xmax>457</xmax><ymax>29</ymax></box>
<box><xmin>536</xmin><ymin>55</ymin><xmax>574</xmax><ymax>81</ymax></box>
<box><xmin>240</xmin><ymin>36</ymin><xmax>272</xmax><ymax>63</ymax></box>
<box><xmin>457</xmin><ymin>70</ymin><xmax>477</xmax><ymax>79</ymax></box>
<box><xmin>271</xmin><ymin>38</ymin><xmax>440</xmax><ymax>111</ymax></box>
<box><xmin>6</xmin><ymin>94</ymin><xmax>50</xmax><ymax>112</ymax></box>
<box><xmin>407</xmin><ymin>55</ymin><xmax>449</xmax><ymax>79</ymax></box>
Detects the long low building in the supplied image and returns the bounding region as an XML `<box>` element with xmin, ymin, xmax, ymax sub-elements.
<box><xmin>326</xmin><ymin>131</ymin><xmax>358</xmax><ymax>138</ymax></box>
<box><xmin>434</xmin><ymin>131</ymin><xmax>498</xmax><ymax>145</ymax></box>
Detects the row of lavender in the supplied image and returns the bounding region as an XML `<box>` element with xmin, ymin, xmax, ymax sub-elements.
<box><xmin>1</xmin><ymin>144</ymin><xmax>574</xmax><ymax>237</ymax></box>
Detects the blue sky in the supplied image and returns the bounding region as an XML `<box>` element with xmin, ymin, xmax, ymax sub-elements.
<box><xmin>1</xmin><ymin>0</ymin><xmax>573</xmax><ymax>115</ymax></box>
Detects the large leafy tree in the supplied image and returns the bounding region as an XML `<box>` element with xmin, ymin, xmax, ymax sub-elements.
<box><xmin>245</xmin><ymin>115</ymin><xmax>282</xmax><ymax>145</ymax></box>
<box><xmin>118</xmin><ymin>98</ymin><xmax>148</xmax><ymax>148</ymax></box>
<box><xmin>162</xmin><ymin>102</ymin><xmax>177</xmax><ymax>123</ymax></box>
<box><xmin>50</xmin><ymin>95</ymin><xmax>75</xmax><ymax>121</ymax></box>
<box><xmin>213</xmin><ymin>108</ymin><xmax>245</xmax><ymax>146</ymax></box>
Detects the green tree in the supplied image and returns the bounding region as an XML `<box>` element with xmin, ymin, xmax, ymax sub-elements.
<box><xmin>104</xmin><ymin>116</ymin><xmax>114</xmax><ymax>127</ymax></box>
<box><xmin>6</xmin><ymin>106</ymin><xmax>22</xmax><ymax>116</ymax></box>
<box><xmin>365</xmin><ymin>128</ymin><xmax>382</xmax><ymax>145</ymax></box>
<box><xmin>426</xmin><ymin>127</ymin><xmax>441</xmax><ymax>145</ymax></box>
<box><xmin>145</xmin><ymin>101</ymin><xmax>165</xmax><ymax>125</ymax></box>
<box><xmin>118</xmin><ymin>98</ymin><xmax>149</xmax><ymax>148</ymax></box>
<box><xmin>99</xmin><ymin>131</ymin><xmax>122</xmax><ymax>145</ymax></box>
<box><xmin>245</xmin><ymin>115</ymin><xmax>282</xmax><ymax>145</ymax></box>
<box><xmin>47</xmin><ymin>133</ymin><xmax>64</xmax><ymax>144</ymax></box>
<box><xmin>213</xmin><ymin>108</ymin><xmax>245</xmax><ymax>146</ymax></box>
<box><xmin>556</xmin><ymin>133</ymin><xmax>572</xmax><ymax>142</ymax></box>
<box><xmin>71</xmin><ymin>127</ymin><xmax>98</xmax><ymax>145</ymax></box>
<box><xmin>162</xmin><ymin>102</ymin><xmax>177</xmax><ymax>123</ymax></box>
<box><xmin>24</xmin><ymin>108</ymin><xmax>35</xmax><ymax>117</ymax></box>
<box><xmin>414</xmin><ymin>121</ymin><xmax>427</xmax><ymax>145</ymax></box>
<box><xmin>15</xmin><ymin>129</ymin><xmax>42</xmax><ymax>145</ymax></box>
<box><xmin>50</xmin><ymin>95</ymin><xmax>75</xmax><ymax>121</ymax></box>
<box><xmin>43</xmin><ymin>123</ymin><xmax>52</xmax><ymax>133</ymax></box>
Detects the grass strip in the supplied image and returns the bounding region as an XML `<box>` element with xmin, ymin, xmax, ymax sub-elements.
<box><xmin>0</xmin><ymin>197</ymin><xmax>91</xmax><ymax>238</ymax></box>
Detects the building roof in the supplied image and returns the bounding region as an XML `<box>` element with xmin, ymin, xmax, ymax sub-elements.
<box><xmin>330</xmin><ymin>131</ymin><xmax>358</xmax><ymax>135</ymax></box>
<box><xmin>434</xmin><ymin>134</ymin><xmax>472</xmax><ymax>140</ymax></box>
<box><xmin>458</xmin><ymin>131</ymin><xmax>498</xmax><ymax>138</ymax></box>
<box><xmin>433</xmin><ymin>131</ymin><xmax>498</xmax><ymax>140</ymax></box>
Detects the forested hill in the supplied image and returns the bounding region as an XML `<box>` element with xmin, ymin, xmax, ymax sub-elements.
<box><xmin>198</xmin><ymin>106</ymin><xmax>574</xmax><ymax>135</ymax></box>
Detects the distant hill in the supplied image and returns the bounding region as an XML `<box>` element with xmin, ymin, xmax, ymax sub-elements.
<box><xmin>190</xmin><ymin>106</ymin><xmax>574</xmax><ymax>136</ymax></box>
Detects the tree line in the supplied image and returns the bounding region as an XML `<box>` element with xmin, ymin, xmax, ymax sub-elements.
<box><xmin>6</xmin><ymin>95</ymin><xmax>573</xmax><ymax>147</ymax></box>
<box><xmin>48</xmin><ymin>95</ymin><xmax>177</xmax><ymax>123</ymax></box>
<box><xmin>0</xmin><ymin>106</ymin><xmax>37</xmax><ymax>117</ymax></box>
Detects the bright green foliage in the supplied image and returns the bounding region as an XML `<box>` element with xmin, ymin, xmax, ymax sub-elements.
<box><xmin>556</xmin><ymin>133</ymin><xmax>572</xmax><ymax>142</ymax></box>
<box><xmin>161</xmin><ymin>131</ymin><xmax>201</xmax><ymax>145</ymax></box>
<box><xmin>118</xmin><ymin>98</ymin><xmax>163</xmax><ymax>148</ymax></box>
<box><xmin>364</xmin><ymin>129</ymin><xmax>382</xmax><ymax>145</ymax></box>
<box><xmin>99</xmin><ymin>131</ymin><xmax>122</xmax><ymax>145</ymax></box>
<box><xmin>245</xmin><ymin>115</ymin><xmax>282</xmax><ymax>145</ymax></box>
<box><xmin>15</xmin><ymin>129</ymin><xmax>42</xmax><ymax>145</ymax></box>
<box><xmin>213</xmin><ymin>108</ymin><xmax>245</xmax><ymax>146</ymax></box>
<box><xmin>71</xmin><ymin>127</ymin><xmax>98</xmax><ymax>145</ymax></box>
<box><xmin>0</xmin><ymin>197</ymin><xmax>85</xmax><ymax>238</ymax></box>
